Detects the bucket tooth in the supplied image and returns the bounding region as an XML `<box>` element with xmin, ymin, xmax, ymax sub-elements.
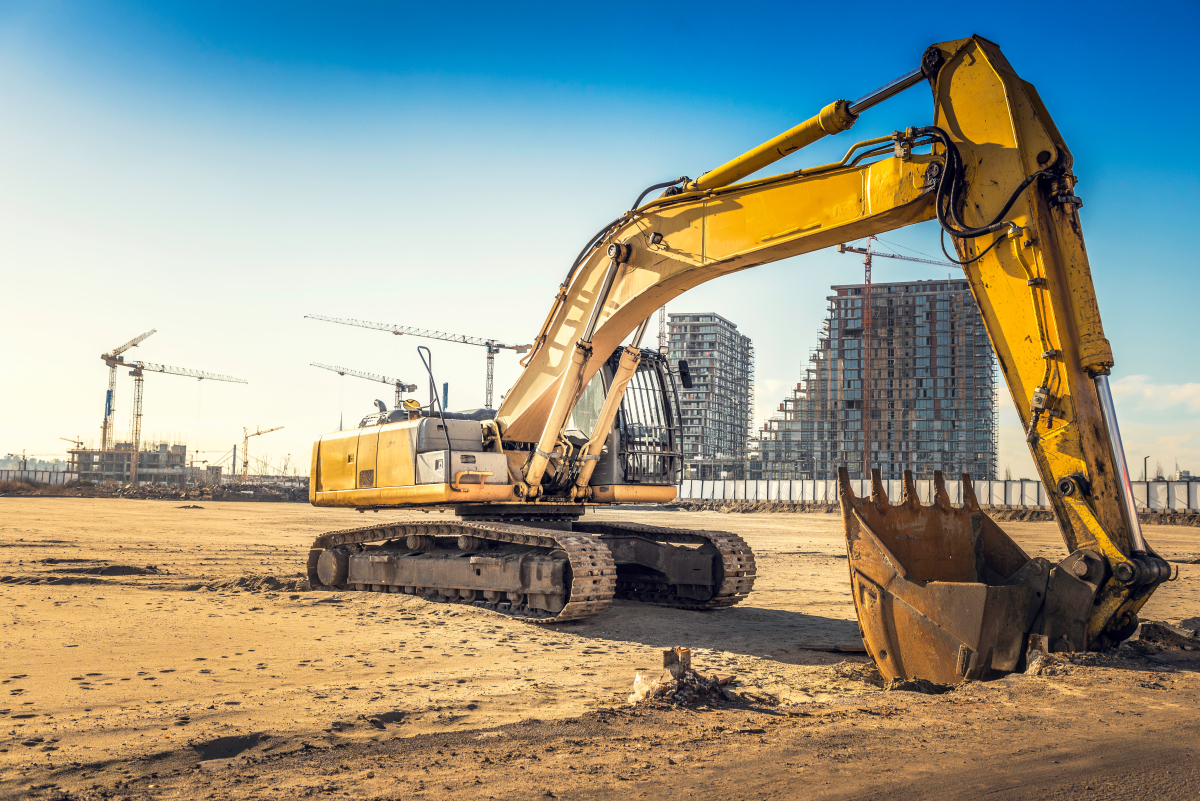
<box><xmin>932</xmin><ymin>470</ymin><xmax>953</xmax><ymax>512</ymax></box>
<box><xmin>901</xmin><ymin>469</ymin><xmax>920</xmax><ymax>511</ymax></box>
<box><xmin>870</xmin><ymin>468</ymin><xmax>889</xmax><ymax>512</ymax></box>
<box><xmin>839</xmin><ymin>466</ymin><xmax>1045</xmax><ymax>684</ymax></box>
<box><xmin>963</xmin><ymin>473</ymin><xmax>982</xmax><ymax>512</ymax></box>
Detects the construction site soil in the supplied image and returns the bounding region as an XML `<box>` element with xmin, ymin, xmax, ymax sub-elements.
<box><xmin>2</xmin><ymin>498</ymin><xmax>1199</xmax><ymax>800</ymax></box>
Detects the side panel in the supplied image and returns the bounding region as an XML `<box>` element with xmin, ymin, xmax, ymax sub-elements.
<box><xmin>356</xmin><ymin>428</ymin><xmax>379</xmax><ymax>489</ymax></box>
<box><xmin>309</xmin><ymin>442</ymin><xmax>319</xmax><ymax>504</ymax></box>
<box><xmin>315</xmin><ymin>430</ymin><xmax>360</xmax><ymax>492</ymax></box>
<box><xmin>376</xmin><ymin>422</ymin><xmax>416</xmax><ymax>488</ymax></box>
<box><xmin>415</xmin><ymin>451</ymin><xmax>510</xmax><ymax>485</ymax></box>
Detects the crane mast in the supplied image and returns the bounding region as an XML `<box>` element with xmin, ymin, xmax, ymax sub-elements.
<box><xmin>241</xmin><ymin>426</ymin><xmax>284</xmax><ymax>483</ymax></box>
<box><xmin>99</xmin><ymin>329</ymin><xmax>156</xmax><ymax>451</ymax></box>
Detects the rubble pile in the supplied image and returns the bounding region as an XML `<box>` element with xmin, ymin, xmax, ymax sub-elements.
<box><xmin>199</xmin><ymin>573</ymin><xmax>310</xmax><ymax>593</ymax></box>
<box><xmin>0</xmin><ymin>479</ymin><xmax>307</xmax><ymax>503</ymax></box>
<box><xmin>669</xmin><ymin>500</ymin><xmax>841</xmax><ymax>515</ymax></box>
<box><xmin>1021</xmin><ymin>620</ymin><xmax>1200</xmax><ymax>677</ymax></box>
<box><xmin>628</xmin><ymin>648</ymin><xmax>733</xmax><ymax>708</ymax></box>
<box><xmin>1130</xmin><ymin>620</ymin><xmax>1200</xmax><ymax>651</ymax></box>
<box><xmin>109</xmin><ymin>483</ymin><xmax>307</xmax><ymax>502</ymax></box>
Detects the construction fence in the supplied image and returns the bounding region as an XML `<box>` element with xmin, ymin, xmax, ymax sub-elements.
<box><xmin>0</xmin><ymin>470</ymin><xmax>80</xmax><ymax>485</ymax></box>
<box><xmin>677</xmin><ymin>478</ymin><xmax>1200</xmax><ymax>512</ymax></box>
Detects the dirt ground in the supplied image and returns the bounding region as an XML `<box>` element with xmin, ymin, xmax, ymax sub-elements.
<box><xmin>2</xmin><ymin>498</ymin><xmax>1199</xmax><ymax>800</ymax></box>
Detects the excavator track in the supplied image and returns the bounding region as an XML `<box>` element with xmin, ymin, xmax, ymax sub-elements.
<box><xmin>573</xmin><ymin>521</ymin><xmax>757</xmax><ymax>610</ymax></box>
<box><xmin>306</xmin><ymin>520</ymin><xmax>616</xmax><ymax>623</ymax></box>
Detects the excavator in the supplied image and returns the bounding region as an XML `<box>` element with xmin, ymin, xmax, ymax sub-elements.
<box><xmin>307</xmin><ymin>35</ymin><xmax>1171</xmax><ymax>683</ymax></box>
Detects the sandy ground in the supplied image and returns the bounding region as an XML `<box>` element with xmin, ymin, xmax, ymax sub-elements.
<box><xmin>2</xmin><ymin>498</ymin><xmax>1199</xmax><ymax>800</ymax></box>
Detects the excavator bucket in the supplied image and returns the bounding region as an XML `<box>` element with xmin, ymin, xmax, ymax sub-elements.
<box><xmin>840</xmin><ymin>468</ymin><xmax>1052</xmax><ymax>684</ymax></box>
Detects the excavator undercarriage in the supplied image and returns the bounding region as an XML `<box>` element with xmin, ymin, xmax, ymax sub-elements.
<box><xmin>306</xmin><ymin>513</ymin><xmax>756</xmax><ymax>622</ymax></box>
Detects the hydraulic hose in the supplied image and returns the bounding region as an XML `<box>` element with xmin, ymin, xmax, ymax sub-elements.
<box><xmin>914</xmin><ymin>126</ymin><xmax>1053</xmax><ymax>242</ymax></box>
<box><xmin>631</xmin><ymin>177</ymin><xmax>689</xmax><ymax>211</ymax></box>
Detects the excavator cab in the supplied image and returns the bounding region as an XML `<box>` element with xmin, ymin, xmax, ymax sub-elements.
<box><xmin>559</xmin><ymin>347</ymin><xmax>682</xmax><ymax>493</ymax></box>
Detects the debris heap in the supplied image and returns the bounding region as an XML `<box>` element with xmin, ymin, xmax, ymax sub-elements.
<box><xmin>628</xmin><ymin>648</ymin><xmax>733</xmax><ymax>708</ymax></box>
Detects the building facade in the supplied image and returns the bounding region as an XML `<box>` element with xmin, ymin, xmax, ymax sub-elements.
<box><xmin>751</xmin><ymin>279</ymin><xmax>997</xmax><ymax>481</ymax></box>
<box><xmin>72</xmin><ymin>442</ymin><xmax>189</xmax><ymax>485</ymax></box>
<box><xmin>666</xmin><ymin>312</ymin><xmax>754</xmax><ymax>480</ymax></box>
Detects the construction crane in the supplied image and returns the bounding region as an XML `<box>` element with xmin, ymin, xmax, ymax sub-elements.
<box><xmin>304</xmin><ymin>314</ymin><xmax>530</xmax><ymax>409</ymax></box>
<box><xmin>311</xmin><ymin>362</ymin><xmax>418</xmax><ymax>409</ymax></box>
<box><xmin>122</xmin><ymin>361</ymin><xmax>248</xmax><ymax>484</ymax></box>
<box><xmin>99</xmin><ymin>329</ymin><xmax>156</xmax><ymax>451</ymax></box>
<box><xmin>241</xmin><ymin>426</ymin><xmax>283</xmax><ymax>483</ymax></box>
<box><xmin>837</xmin><ymin>237</ymin><xmax>957</xmax><ymax>484</ymax></box>
<box><xmin>60</xmin><ymin>437</ymin><xmax>84</xmax><ymax>473</ymax></box>
<box><xmin>838</xmin><ymin>238</ymin><xmax>960</xmax><ymax>268</ymax></box>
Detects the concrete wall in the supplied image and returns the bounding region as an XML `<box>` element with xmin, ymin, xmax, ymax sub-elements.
<box><xmin>677</xmin><ymin>478</ymin><xmax>1200</xmax><ymax>511</ymax></box>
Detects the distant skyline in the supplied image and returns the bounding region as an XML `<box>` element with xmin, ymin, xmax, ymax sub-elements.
<box><xmin>2</xmin><ymin>2</ymin><xmax>1197</xmax><ymax>481</ymax></box>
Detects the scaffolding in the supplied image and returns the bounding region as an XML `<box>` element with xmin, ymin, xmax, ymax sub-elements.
<box><xmin>750</xmin><ymin>278</ymin><xmax>998</xmax><ymax>481</ymax></box>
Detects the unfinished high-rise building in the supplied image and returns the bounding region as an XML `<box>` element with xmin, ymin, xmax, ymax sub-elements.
<box><xmin>750</xmin><ymin>279</ymin><xmax>997</xmax><ymax>481</ymax></box>
<box><xmin>71</xmin><ymin>442</ymin><xmax>189</xmax><ymax>485</ymax></box>
<box><xmin>666</xmin><ymin>312</ymin><xmax>754</xmax><ymax>480</ymax></box>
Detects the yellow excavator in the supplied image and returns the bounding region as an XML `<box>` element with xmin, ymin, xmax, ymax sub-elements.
<box><xmin>307</xmin><ymin>35</ymin><xmax>1170</xmax><ymax>683</ymax></box>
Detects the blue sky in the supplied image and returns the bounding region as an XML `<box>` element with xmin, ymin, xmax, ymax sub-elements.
<box><xmin>2</xmin><ymin>1</ymin><xmax>1197</xmax><ymax>479</ymax></box>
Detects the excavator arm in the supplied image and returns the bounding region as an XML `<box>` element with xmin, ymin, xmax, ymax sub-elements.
<box><xmin>495</xmin><ymin>35</ymin><xmax>1169</xmax><ymax>678</ymax></box>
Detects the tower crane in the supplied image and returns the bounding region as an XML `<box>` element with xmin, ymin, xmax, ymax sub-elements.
<box><xmin>241</xmin><ymin>426</ymin><xmax>283</xmax><ymax>483</ymax></box>
<box><xmin>836</xmin><ymin>237</ymin><xmax>957</xmax><ymax>486</ymax></box>
<box><xmin>304</xmin><ymin>315</ymin><xmax>530</xmax><ymax>409</ymax></box>
<box><xmin>119</xmin><ymin>361</ymin><xmax>247</xmax><ymax>484</ymax></box>
<box><xmin>99</xmin><ymin>329</ymin><xmax>156</xmax><ymax>451</ymax></box>
<box><xmin>837</xmin><ymin>238</ymin><xmax>959</xmax><ymax>268</ymax></box>
<box><xmin>311</xmin><ymin>362</ymin><xmax>418</xmax><ymax>409</ymax></box>
<box><xmin>60</xmin><ymin>437</ymin><xmax>84</xmax><ymax>473</ymax></box>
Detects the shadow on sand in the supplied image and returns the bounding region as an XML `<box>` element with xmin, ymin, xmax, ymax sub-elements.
<box><xmin>560</xmin><ymin>600</ymin><xmax>863</xmax><ymax>666</ymax></box>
